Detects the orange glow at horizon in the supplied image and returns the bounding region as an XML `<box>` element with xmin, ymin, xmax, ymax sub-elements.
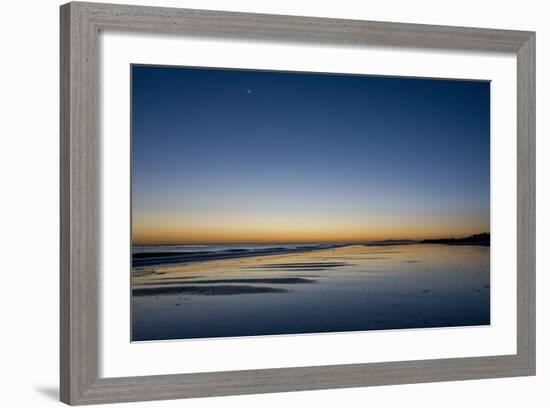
<box><xmin>132</xmin><ymin>212</ymin><xmax>489</xmax><ymax>245</ymax></box>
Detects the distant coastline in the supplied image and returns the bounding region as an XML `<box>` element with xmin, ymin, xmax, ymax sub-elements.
<box><xmin>420</xmin><ymin>233</ymin><xmax>490</xmax><ymax>247</ymax></box>
<box><xmin>362</xmin><ymin>233</ymin><xmax>490</xmax><ymax>247</ymax></box>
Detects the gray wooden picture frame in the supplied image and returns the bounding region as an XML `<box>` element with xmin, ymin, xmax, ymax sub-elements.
<box><xmin>60</xmin><ymin>1</ymin><xmax>536</xmax><ymax>405</ymax></box>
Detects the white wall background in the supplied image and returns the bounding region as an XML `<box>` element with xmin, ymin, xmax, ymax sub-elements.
<box><xmin>0</xmin><ymin>0</ymin><xmax>546</xmax><ymax>407</ymax></box>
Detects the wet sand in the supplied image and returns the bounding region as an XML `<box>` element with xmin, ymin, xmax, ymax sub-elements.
<box><xmin>132</xmin><ymin>244</ymin><xmax>490</xmax><ymax>341</ymax></box>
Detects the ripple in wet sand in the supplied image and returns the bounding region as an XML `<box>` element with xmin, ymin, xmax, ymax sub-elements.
<box><xmin>133</xmin><ymin>285</ymin><xmax>289</xmax><ymax>296</ymax></box>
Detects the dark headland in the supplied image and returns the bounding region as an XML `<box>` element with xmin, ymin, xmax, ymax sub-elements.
<box><xmin>420</xmin><ymin>233</ymin><xmax>490</xmax><ymax>247</ymax></box>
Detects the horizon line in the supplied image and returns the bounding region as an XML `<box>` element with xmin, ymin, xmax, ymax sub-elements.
<box><xmin>132</xmin><ymin>232</ymin><xmax>489</xmax><ymax>246</ymax></box>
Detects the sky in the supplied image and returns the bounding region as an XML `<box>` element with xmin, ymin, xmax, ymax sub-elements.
<box><xmin>131</xmin><ymin>65</ymin><xmax>490</xmax><ymax>245</ymax></box>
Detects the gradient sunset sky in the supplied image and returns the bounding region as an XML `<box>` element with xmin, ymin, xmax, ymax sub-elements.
<box><xmin>131</xmin><ymin>65</ymin><xmax>490</xmax><ymax>245</ymax></box>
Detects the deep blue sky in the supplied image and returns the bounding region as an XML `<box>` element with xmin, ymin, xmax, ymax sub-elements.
<box><xmin>131</xmin><ymin>65</ymin><xmax>490</xmax><ymax>244</ymax></box>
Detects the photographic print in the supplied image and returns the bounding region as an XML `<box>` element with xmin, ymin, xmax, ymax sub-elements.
<box><xmin>131</xmin><ymin>65</ymin><xmax>490</xmax><ymax>342</ymax></box>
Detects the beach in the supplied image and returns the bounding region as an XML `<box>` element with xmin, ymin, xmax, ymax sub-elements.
<box><xmin>132</xmin><ymin>243</ymin><xmax>490</xmax><ymax>341</ymax></box>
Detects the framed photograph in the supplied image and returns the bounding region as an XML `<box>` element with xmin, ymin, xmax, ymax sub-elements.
<box><xmin>60</xmin><ymin>1</ymin><xmax>535</xmax><ymax>405</ymax></box>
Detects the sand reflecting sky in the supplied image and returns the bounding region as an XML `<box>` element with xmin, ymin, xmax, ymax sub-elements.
<box><xmin>132</xmin><ymin>244</ymin><xmax>489</xmax><ymax>341</ymax></box>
